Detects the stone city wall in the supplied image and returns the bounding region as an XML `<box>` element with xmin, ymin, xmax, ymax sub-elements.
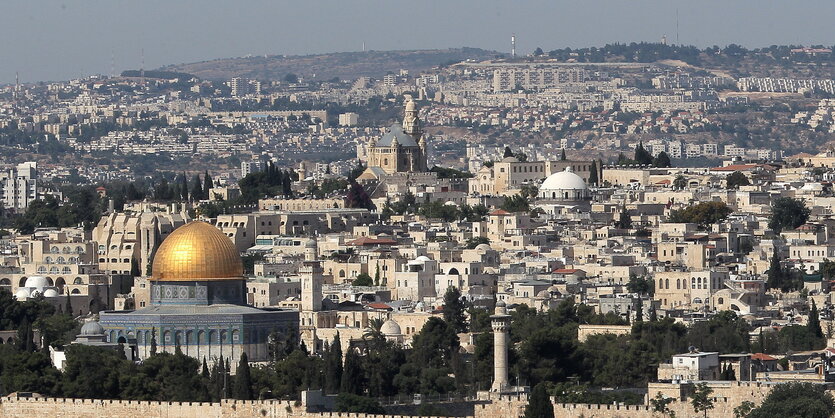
<box><xmin>0</xmin><ymin>396</ymin><xmax>456</xmax><ymax>418</ymax></box>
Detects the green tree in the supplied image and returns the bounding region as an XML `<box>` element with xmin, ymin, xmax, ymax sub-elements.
<box><xmin>673</xmin><ymin>175</ymin><xmax>687</xmax><ymax>190</ymax></box>
<box><xmin>748</xmin><ymin>382</ymin><xmax>835</xmax><ymax>418</ymax></box>
<box><xmin>733</xmin><ymin>400</ymin><xmax>755</xmax><ymax>418</ymax></box>
<box><xmin>726</xmin><ymin>171</ymin><xmax>750</xmax><ymax>189</ymax></box>
<box><xmin>465</xmin><ymin>236</ymin><xmax>491</xmax><ymax>249</ymax></box>
<box><xmin>560</xmin><ymin>149</ymin><xmax>567</xmax><ymax>160</ymax></box>
<box><xmin>501</xmin><ymin>194</ymin><xmax>530</xmax><ymax>213</ymax></box>
<box><xmin>808</xmin><ymin>300</ymin><xmax>824</xmax><ymax>340</ymax></box>
<box><xmin>334</xmin><ymin>393</ymin><xmax>385</xmax><ymax>414</ymax></box>
<box><xmin>524</xmin><ymin>382</ymin><xmax>555</xmax><ymax>418</ymax></box>
<box><xmin>626</xmin><ymin>276</ymin><xmax>654</xmax><ymax>296</ymax></box>
<box><xmin>340</xmin><ymin>348</ymin><xmax>364</xmax><ymax>395</ymax></box>
<box><xmin>324</xmin><ymin>335</ymin><xmax>343</xmax><ymax>394</ymax></box>
<box><xmin>769</xmin><ymin>197</ymin><xmax>810</xmax><ymax>233</ymax></box>
<box><xmin>615</xmin><ymin>206</ymin><xmax>632</xmax><ymax>229</ymax></box>
<box><xmin>691</xmin><ymin>383</ymin><xmax>714</xmax><ymax>418</ymax></box>
<box><xmin>234</xmin><ymin>352</ymin><xmax>253</xmax><ymax>400</ymax></box>
<box><xmin>634</xmin><ymin>142</ymin><xmax>653</xmax><ymax>165</ymax></box>
<box><xmin>503</xmin><ymin>146</ymin><xmax>514</xmax><ymax>158</ymax></box>
<box><xmin>588</xmin><ymin>160</ymin><xmax>598</xmax><ymax>186</ymax></box>
<box><xmin>668</xmin><ymin>201</ymin><xmax>732</xmax><ymax>228</ymax></box>
<box><xmin>443</xmin><ymin>286</ymin><xmax>467</xmax><ymax>333</ymax></box>
<box><xmin>353</xmin><ymin>273</ymin><xmax>373</xmax><ymax>287</ymax></box>
<box><xmin>767</xmin><ymin>246</ymin><xmax>786</xmax><ymax>290</ymax></box>
<box><xmin>650</xmin><ymin>392</ymin><xmax>676</xmax><ymax>418</ymax></box>
<box><xmin>653</xmin><ymin>151</ymin><xmax>672</xmax><ymax>168</ymax></box>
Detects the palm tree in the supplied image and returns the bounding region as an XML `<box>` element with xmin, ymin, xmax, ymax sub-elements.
<box><xmin>362</xmin><ymin>318</ymin><xmax>386</xmax><ymax>353</ymax></box>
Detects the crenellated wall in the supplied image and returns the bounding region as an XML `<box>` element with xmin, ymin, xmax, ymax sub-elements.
<box><xmin>0</xmin><ymin>396</ymin><xmax>455</xmax><ymax>418</ymax></box>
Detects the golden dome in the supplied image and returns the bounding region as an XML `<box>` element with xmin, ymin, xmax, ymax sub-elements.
<box><xmin>151</xmin><ymin>221</ymin><xmax>243</xmax><ymax>281</ymax></box>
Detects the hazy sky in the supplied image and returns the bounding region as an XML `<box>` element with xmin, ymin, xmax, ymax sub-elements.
<box><xmin>1</xmin><ymin>0</ymin><xmax>833</xmax><ymax>84</ymax></box>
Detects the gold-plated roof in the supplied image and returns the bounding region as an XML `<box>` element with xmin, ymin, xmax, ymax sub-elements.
<box><xmin>151</xmin><ymin>221</ymin><xmax>243</xmax><ymax>281</ymax></box>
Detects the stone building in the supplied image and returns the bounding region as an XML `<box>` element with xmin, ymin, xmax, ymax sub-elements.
<box><xmin>99</xmin><ymin>221</ymin><xmax>297</xmax><ymax>372</ymax></box>
<box><xmin>363</xmin><ymin>100</ymin><xmax>428</xmax><ymax>175</ymax></box>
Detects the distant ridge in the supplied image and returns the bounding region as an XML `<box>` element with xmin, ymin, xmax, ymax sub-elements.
<box><xmin>157</xmin><ymin>48</ymin><xmax>503</xmax><ymax>81</ymax></box>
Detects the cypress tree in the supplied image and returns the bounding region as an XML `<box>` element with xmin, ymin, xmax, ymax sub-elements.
<box><xmin>203</xmin><ymin>171</ymin><xmax>214</xmax><ymax>199</ymax></box>
<box><xmin>649</xmin><ymin>303</ymin><xmax>658</xmax><ymax>322</ymax></box>
<box><xmin>560</xmin><ymin>149</ymin><xmax>567</xmax><ymax>160</ymax></box>
<box><xmin>767</xmin><ymin>247</ymin><xmax>783</xmax><ymax>290</ymax></box>
<box><xmin>202</xmin><ymin>358</ymin><xmax>210</xmax><ymax>379</ymax></box>
<box><xmin>150</xmin><ymin>328</ymin><xmax>157</xmax><ymax>356</ymax></box>
<box><xmin>190</xmin><ymin>174</ymin><xmax>203</xmax><ymax>201</ymax></box>
<box><xmin>179</xmin><ymin>173</ymin><xmax>189</xmax><ymax>201</ymax></box>
<box><xmin>325</xmin><ymin>334</ymin><xmax>343</xmax><ymax>394</ymax></box>
<box><xmin>66</xmin><ymin>294</ymin><xmax>73</xmax><ymax>317</ymax></box>
<box><xmin>588</xmin><ymin>160</ymin><xmax>598</xmax><ymax>186</ymax></box>
<box><xmin>524</xmin><ymin>382</ymin><xmax>555</xmax><ymax>418</ymax></box>
<box><xmin>234</xmin><ymin>352</ymin><xmax>253</xmax><ymax>400</ymax></box>
<box><xmin>809</xmin><ymin>300</ymin><xmax>824</xmax><ymax>339</ymax></box>
<box><xmin>340</xmin><ymin>348</ymin><xmax>364</xmax><ymax>395</ymax></box>
<box><xmin>16</xmin><ymin>317</ymin><xmax>33</xmax><ymax>352</ymax></box>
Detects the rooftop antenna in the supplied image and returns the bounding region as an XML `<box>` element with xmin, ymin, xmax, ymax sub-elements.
<box><xmin>140</xmin><ymin>47</ymin><xmax>145</xmax><ymax>85</ymax></box>
<box><xmin>511</xmin><ymin>33</ymin><xmax>516</xmax><ymax>58</ymax></box>
<box><xmin>362</xmin><ymin>41</ymin><xmax>366</xmax><ymax>52</ymax></box>
<box><xmin>675</xmin><ymin>8</ymin><xmax>679</xmax><ymax>45</ymax></box>
<box><xmin>111</xmin><ymin>50</ymin><xmax>116</xmax><ymax>78</ymax></box>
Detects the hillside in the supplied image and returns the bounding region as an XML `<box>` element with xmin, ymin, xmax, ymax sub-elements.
<box><xmin>158</xmin><ymin>48</ymin><xmax>502</xmax><ymax>81</ymax></box>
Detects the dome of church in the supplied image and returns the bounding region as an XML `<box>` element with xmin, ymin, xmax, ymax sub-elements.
<box><xmin>405</xmin><ymin>100</ymin><xmax>416</xmax><ymax>112</ymax></box>
<box><xmin>25</xmin><ymin>276</ymin><xmax>49</xmax><ymax>289</ymax></box>
<box><xmin>80</xmin><ymin>319</ymin><xmax>105</xmax><ymax>336</ymax></box>
<box><xmin>380</xmin><ymin>319</ymin><xmax>402</xmax><ymax>336</ymax></box>
<box><xmin>151</xmin><ymin>221</ymin><xmax>243</xmax><ymax>281</ymax></box>
<box><xmin>541</xmin><ymin>168</ymin><xmax>588</xmax><ymax>191</ymax></box>
<box><xmin>43</xmin><ymin>288</ymin><xmax>59</xmax><ymax>298</ymax></box>
<box><xmin>14</xmin><ymin>288</ymin><xmax>30</xmax><ymax>300</ymax></box>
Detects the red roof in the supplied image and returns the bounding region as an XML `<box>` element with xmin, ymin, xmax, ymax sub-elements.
<box><xmin>367</xmin><ymin>302</ymin><xmax>392</xmax><ymax>310</ymax></box>
<box><xmin>656</xmin><ymin>179</ymin><xmax>671</xmax><ymax>185</ymax></box>
<box><xmin>712</xmin><ymin>164</ymin><xmax>759</xmax><ymax>172</ymax></box>
<box><xmin>751</xmin><ymin>353</ymin><xmax>777</xmax><ymax>361</ymax></box>
<box><xmin>489</xmin><ymin>209</ymin><xmax>511</xmax><ymax>216</ymax></box>
<box><xmin>553</xmin><ymin>268</ymin><xmax>580</xmax><ymax>274</ymax></box>
<box><xmin>346</xmin><ymin>237</ymin><xmax>397</xmax><ymax>246</ymax></box>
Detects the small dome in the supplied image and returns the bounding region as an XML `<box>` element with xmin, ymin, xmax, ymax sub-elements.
<box><xmin>415</xmin><ymin>255</ymin><xmax>431</xmax><ymax>262</ymax></box>
<box><xmin>501</xmin><ymin>156</ymin><xmax>519</xmax><ymax>163</ymax></box>
<box><xmin>496</xmin><ymin>300</ymin><xmax>506</xmax><ymax>308</ymax></box>
<box><xmin>14</xmin><ymin>288</ymin><xmax>30</xmax><ymax>300</ymax></box>
<box><xmin>43</xmin><ymin>288</ymin><xmax>59</xmax><ymax>298</ymax></box>
<box><xmin>80</xmin><ymin>320</ymin><xmax>105</xmax><ymax>336</ymax></box>
<box><xmin>475</xmin><ymin>243</ymin><xmax>492</xmax><ymax>252</ymax></box>
<box><xmin>25</xmin><ymin>276</ymin><xmax>49</xmax><ymax>289</ymax></box>
<box><xmin>381</xmin><ymin>319</ymin><xmax>402</xmax><ymax>336</ymax></box>
<box><xmin>536</xmin><ymin>290</ymin><xmax>550</xmax><ymax>298</ymax></box>
<box><xmin>304</xmin><ymin>238</ymin><xmax>317</xmax><ymax>248</ymax></box>
<box><xmin>405</xmin><ymin>100</ymin><xmax>416</xmax><ymax>112</ymax></box>
<box><xmin>541</xmin><ymin>168</ymin><xmax>588</xmax><ymax>191</ymax></box>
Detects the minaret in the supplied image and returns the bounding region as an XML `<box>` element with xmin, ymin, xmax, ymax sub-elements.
<box><xmin>491</xmin><ymin>300</ymin><xmax>511</xmax><ymax>392</ymax></box>
<box><xmin>301</xmin><ymin>239</ymin><xmax>322</xmax><ymax>312</ymax></box>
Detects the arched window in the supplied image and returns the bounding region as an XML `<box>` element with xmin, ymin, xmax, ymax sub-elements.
<box><xmin>56</xmin><ymin>257</ymin><xmax>65</xmax><ymax>264</ymax></box>
<box><xmin>74</xmin><ymin>277</ymin><xmax>84</xmax><ymax>284</ymax></box>
<box><xmin>45</xmin><ymin>256</ymin><xmax>53</xmax><ymax>264</ymax></box>
<box><xmin>62</xmin><ymin>267</ymin><xmax>71</xmax><ymax>274</ymax></box>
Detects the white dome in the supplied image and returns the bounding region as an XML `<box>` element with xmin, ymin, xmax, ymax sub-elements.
<box><xmin>24</xmin><ymin>276</ymin><xmax>49</xmax><ymax>289</ymax></box>
<box><xmin>380</xmin><ymin>319</ymin><xmax>402</xmax><ymax>336</ymax></box>
<box><xmin>415</xmin><ymin>255</ymin><xmax>431</xmax><ymax>262</ymax></box>
<box><xmin>43</xmin><ymin>288</ymin><xmax>60</xmax><ymax>298</ymax></box>
<box><xmin>475</xmin><ymin>243</ymin><xmax>492</xmax><ymax>252</ymax></box>
<box><xmin>14</xmin><ymin>288</ymin><xmax>30</xmax><ymax>300</ymax></box>
<box><xmin>541</xmin><ymin>168</ymin><xmax>587</xmax><ymax>191</ymax></box>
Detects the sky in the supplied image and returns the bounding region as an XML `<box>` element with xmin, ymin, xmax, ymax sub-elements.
<box><xmin>0</xmin><ymin>0</ymin><xmax>833</xmax><ymax>84</ymax></box>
